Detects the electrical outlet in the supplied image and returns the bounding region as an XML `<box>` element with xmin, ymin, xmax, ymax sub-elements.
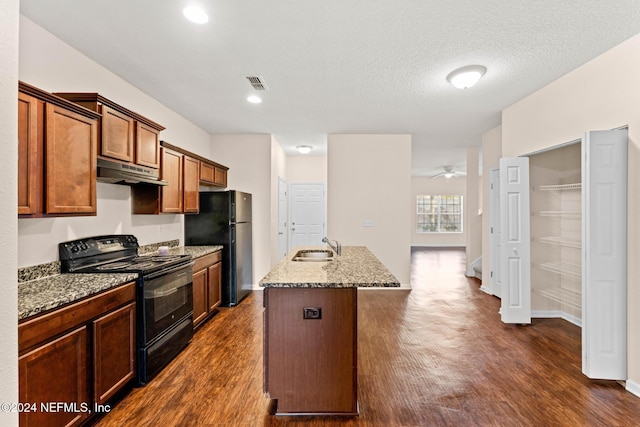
<box><xmin>303</xmin><ymin>307</ymin><xmax>322</xmax><ymax>319</ymax></box>
<box><xmin>363</xmin><ymin>219</ymin><xmax>374</xmax><ymax>227</ymax></box>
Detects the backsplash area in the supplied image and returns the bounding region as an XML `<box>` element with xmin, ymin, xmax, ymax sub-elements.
<box><xmin>18</xmin><ymin>239</ymin><xmax>180</xmax><ymax>282</ymax></box>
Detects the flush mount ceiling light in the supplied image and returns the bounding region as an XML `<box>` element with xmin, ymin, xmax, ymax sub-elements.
<box><xmin>183</xmin><ymin>5</ymin><xmax>209</xmax><ymax>24</ymax></box>
<box><xmin>446</xmin><ymin>65</ymin><xmax>486</xmax><ymax>89</ymax></box>
<box><xmin>247</xmin><ymin>95</ymin><xmax>262</xmax><ymax>104</ymax></box>
<box><xmin>296</xmin><ymin>145</ymin><xmax>312</xmax><ymax>154</ymax></box>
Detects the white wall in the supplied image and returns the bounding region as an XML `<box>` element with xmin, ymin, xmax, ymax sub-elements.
<box><xmin>411</xmin><ymin>175</ymin><xmax>466</xmax><ymax>247</ymax></box>
<box><xmin>480</xmin><ymin>125</ymin><xmax>502</xmax><ymax>289</ymax></box>
<box><xmin>287</xmin><ymin>156</ymin><xmax>327</xmax><ymax>182</ymax></box>
<box><xmin>209</xmin><ymin>134</ymin><xmax>272</xmax><ymax>285</ymax></box>
<box><xmin>17</xmin><ymin>16</ymin><xmax>214</xmax><ymax>267</ymax></box>
<box><xmin>327</xmin><ymin>134</ymin><xmax>412</xmax><ymax>286</ymax></box>
<box><xmin>0</xmin><ymin>1</ymin><xmax>20</xmax><ymax>425</ymax></box>
<box><xmin>501</xmin><ymin>33</ymin><xmax>640</xmax><ymax>394</ymax></box>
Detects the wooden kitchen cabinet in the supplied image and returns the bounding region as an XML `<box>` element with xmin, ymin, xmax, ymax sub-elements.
<box><xmin>192</xmin><ymin>251</ymin><xmax>222</xmax><ymax>328</ymax></box>
<box><xmin>160</xmin><ymin>147</ymin><xmax>183</xmax><ymax>213</ymax></box>
<box><xmin>93</xmin><ymin>302</ymin><xmax>136</xmax><ymax>405</ymax></box>
<box><xmin>101</xmin><ymin>105</ymin><xmax>134</xmax><ymax>163</ymax></box>
<box><xmin>19</xmin><ymin>327</ymin><xmax>89</xmax><ymax>427</ymax></box>
<box><xmin>53</xmin><ymin>92</ymin><xmax>164</xmax><ymax>169</ymax></box>
<box><xmin>199</xmin><ymin>161</ymin><xmax>228</xmax><ymax>188</ymax></box>
<box><xmin>132</xmin><ymin>145</ymin><xmax>200</xmax><ymax>214</ymax></box>
<box><xmin>17</xmin><ymin>91</ymin><xmax>42</xmax><ymax>215</ymax></box>
<box><xmin>264</xmin><ymin>287</ymin><xmax>358</xmax><ymax>415</ymax></box>
<box><xmin>136</xmin><ymin>122</ymin><xmax>161</xmax><ymax>168</ymax></box>
<box><xmin>18</xmin><ymin>82</ymin><xmax>100</xmax><ymax>218</ymax></box>
<box><xmin>183</xmin><ymin>155</ymin><xmax>200</xmax><ymax>213</ymax></box>
<box><xmin>18</xmin><ymin>282</ymin><xmax>136</xmax><ymax>427</ymax></box>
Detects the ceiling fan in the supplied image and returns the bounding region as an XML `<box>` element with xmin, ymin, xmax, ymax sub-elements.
<box><xmin>429</xmin><ymin>166</ymin><xmax>466</xmax><ymax>179</ymax></box>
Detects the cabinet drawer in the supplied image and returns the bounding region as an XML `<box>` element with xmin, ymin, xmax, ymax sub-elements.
<box><xmin>19</xmin><ymin>282</ymin><xmax>136</xmax><ymax>353</ymax></box>
<box><xmin>193</xmin><ymin>251</ymin><xmax>222</xmax><ymax>272</ymax></box>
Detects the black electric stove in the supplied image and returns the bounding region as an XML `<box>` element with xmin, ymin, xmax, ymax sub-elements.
<box><xmin>59</xmin><ymin>235</ymin><xmax>194</xmax><ymax>385</ymax></box>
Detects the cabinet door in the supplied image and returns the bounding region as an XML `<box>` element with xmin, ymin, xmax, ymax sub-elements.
<box><xmin>160</xmin><ymin>148</ymin><xmax>183</xmax><ymax>213</ymax></box>
<box><xmin>193</xmin><ymin>268</ymin><xmax>208</xmax><ymax>327</ymax></box>
<box><xmin>93</xmin><ymin>302</ymin><xmax>136</xmax><ymax>405</ymax></box>
<box><xmin>214</xmin><ymin>166</ymin><xmax>227</xmax><ymax>187</ymax></box>
<box><xmin>45</xmin><ymin>103</ymin><xmax>97</xmax><ymax>214</ymax></box>
<box><xmin>18</xmin><ymin>92</ymin><xmax>42</xmax><ymax>215</ymax></box>
<box><xmin>136</xmin><ymin>122</ymin><xmax>160</xmax><ymax>168</ymax></box>
<box><xmin>183</xmin><ymin>156</ymin><xmax>200</xmax><ymax>213</ymax></box>
<box><xmin>19</xmin><ymin>326</ymin><xmax>89</xmax><ymax>427</ymax></box>
<box><xmin>208</xmin><ymin>262</ymin><xmax>222</xmax><ymax>311</ymax></box>
<box><xmin>199</xmin><ymin>162</ymin><xmax>215</xmax><ymax>184</ymax></box>
<box><xmin>100</xmin><ymin>105</ymin><xmax>134</xmax><ymax>162</ymax></box>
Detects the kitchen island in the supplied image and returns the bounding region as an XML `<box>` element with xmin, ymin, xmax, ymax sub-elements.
<box><xmin>260</xmin><ymin>246</ymin><xmax>400</xmax><ymax>416</ymax></box>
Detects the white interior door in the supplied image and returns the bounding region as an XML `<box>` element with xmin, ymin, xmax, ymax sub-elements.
<box><xmin>499</xmin><ymin>157</ymin><xmax>531</xmax><ymax>324</ymax></box>
<box><xmin>278</xmin><ymin>177</ymin><xmax>287</xmax><ymax>259</ymax></box>
<box><xmin>290</xmin><ymin>183</ymin><xmax>325</xmax><ymax>248</ymax></box>
<box><xmin>487</xmin><ymin>168</ymin><xmax>502</xmax><ymax>298</ymax></box>
<box><xmin>582</xmin><ymin>129</ymin><xmax>627</xmax><ymax>380</ymax></box>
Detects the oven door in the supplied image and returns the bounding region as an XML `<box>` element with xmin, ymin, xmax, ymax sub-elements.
<box><xmin>142</xmin><ymin>263</ymin><xmax>194</xmax><ymax>344</ymax></box>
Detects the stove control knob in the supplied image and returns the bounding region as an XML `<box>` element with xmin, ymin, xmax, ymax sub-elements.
<box><xmin>71</xmin><ymin>245</ymin><xmax>79</xmax><ymax>253</ymax></box>
<box><xmin>80</xmin><ymin>243</ymin><xmax>88</xmax><ymax>251</ymax></box>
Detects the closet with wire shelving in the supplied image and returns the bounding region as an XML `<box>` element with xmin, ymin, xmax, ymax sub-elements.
<box><xmin>496</xmin><ymin>128</ymin><xmax>628</xmax><ymax>380</ymax></box>
<box><xmin>530</xmin><ymin>143</ymin><xmax>582</xmax><ymax>325</ymax></box>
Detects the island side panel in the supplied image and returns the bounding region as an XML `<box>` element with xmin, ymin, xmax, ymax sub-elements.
<box><xmin>265</xmin><ymin>287</ymin><xmax>358</xmax><ymax>415</ymax></box>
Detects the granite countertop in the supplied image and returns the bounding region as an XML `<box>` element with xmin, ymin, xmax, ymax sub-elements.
<box><xmin>18</xmin><ymin>245</ymin><xmax>223</xmax><ymax>321</ymax></box>
<box><xmin>259</xmin><ymin>246</ymin><xmax>400</xmax><ymax>288</ymax></box>
<box><xmin>18</xmin><ymin>272</ymin><xmax>138</xmax><ymax>320</ymax></box>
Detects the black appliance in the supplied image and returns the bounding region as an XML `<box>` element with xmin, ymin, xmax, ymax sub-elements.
<box><xmin>185</xmin><ymin>190</ymin><xmax>252</xmax><ymax>306</ymax></box>
<box><xmin>59</xmin><ymin>235</ymin><xmax>193</xmax><ymax>385</ymax></box>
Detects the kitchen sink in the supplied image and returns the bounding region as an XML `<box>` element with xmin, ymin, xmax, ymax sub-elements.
<box><xmin>292</xmin><ymin>249</ymin><xmax>334</xmax><ymax>262</ymax></box>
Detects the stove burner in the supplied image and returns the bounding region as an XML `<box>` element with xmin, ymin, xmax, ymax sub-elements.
<box><xmin>96</xmin><ymin>261</ymin><xmax>136</xmax><ymax>271</ymax></box>
<box><xmin>93</xmin><ymin>255</ymin><xmax>189</xmax><ymax>272</ymax></box>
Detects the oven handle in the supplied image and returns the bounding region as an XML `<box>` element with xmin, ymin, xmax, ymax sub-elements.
<box><xmin>144</xmin><ymin>261</ymin><xmax>195</xmax><ymax>280</ymax></box>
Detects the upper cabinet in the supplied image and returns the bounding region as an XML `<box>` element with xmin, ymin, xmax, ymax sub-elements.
<box><xmin>132</xmin><ymin>141</ymin><xmax>227</xmax><ymax>215</ymax></box>
<box><xmin>18</xmin><ymin>82</ymin><xmax>100</xmax><ymax>218</ymax></box>
<box><xmin>53</xmin><ymin>92</ymin><xmax>164</xmax><ymax>170</ymax></box>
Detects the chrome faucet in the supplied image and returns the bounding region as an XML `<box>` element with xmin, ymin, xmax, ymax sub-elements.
<box><xmin>322</xmin><ymin>237</ymin><xmax>341</xmax><ymax>256</ymax></box>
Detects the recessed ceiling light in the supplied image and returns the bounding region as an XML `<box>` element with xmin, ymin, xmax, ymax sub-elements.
<box><xmin>183</xmin><ymin>5</ymin><xmax>209</xmax><ymax>24</ymax></box>
<box><xmin>247</xmin><ymin>95</ymin><xmax>262</xmax><ymax>104</ymax></box>
<box><xmin>296</xmin><ymin>145</ymin><xmax>312</xmax><ymax>154</ymax></box>
<box><xmin>446</xmin><ymin>65</ymin><xmax>486</xmax><ymax>89</ymax></box>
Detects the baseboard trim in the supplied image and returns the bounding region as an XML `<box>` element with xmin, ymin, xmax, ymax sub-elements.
<box><xmin>411</xmin><ymin>245</ymin><xmax>465</xmax><ymax>248</ymax></box>
<box><xmin>532</xmin><ymin>310</ymin><xmax>582</xmax><ymax>327</ymax></box>
<box><xmin>626</xmin><ymin>379</ymin><xmax>640</xmax><ymax>398</ymax></box>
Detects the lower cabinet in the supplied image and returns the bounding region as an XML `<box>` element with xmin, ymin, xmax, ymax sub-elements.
<box><xmin>18</xmin><ymin>282</ymin><xmax>136</xmax><ymax>427</ymax></box>
<box><xmin>19</xmin><ymin>327</ymin><xmax>89</xmax><ymax>427</ymax></box>
<box><xmin>192</xmin><ymin>251</ymin><xmax>222</xmax><ymax>328</ymax></box>
<box><xmin>264</xmin><ymin>287</ymin><xmax>358</xmax><ymax>415</ymax></box>
<box><xmin>93</xmin><ymin>303</ymin><xmax>136</xmax><ymax>405</ymax></box>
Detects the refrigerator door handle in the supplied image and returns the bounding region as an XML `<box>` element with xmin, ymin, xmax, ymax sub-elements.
<box><xmin>231</xmin><ymin>224</ymin><xmax>236</xmax><ymax>244</ymax></box>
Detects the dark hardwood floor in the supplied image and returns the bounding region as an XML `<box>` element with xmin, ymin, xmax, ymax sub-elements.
<box><xmin>94</xmin><ymin>247</ymin><xmax>640</xmax><ymax>426</ymax></box>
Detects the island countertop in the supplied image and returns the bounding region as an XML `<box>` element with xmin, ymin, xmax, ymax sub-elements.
<box><xmin>259</xmin><ymin>246</ymin><xmax>400</xmax><ymax>288</ymax></box>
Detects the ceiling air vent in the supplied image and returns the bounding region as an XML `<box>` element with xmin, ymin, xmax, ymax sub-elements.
<box><xmin>246</xmin><ymin>75</ymin><xmax>268</xmax><ymax>91</ymax></box>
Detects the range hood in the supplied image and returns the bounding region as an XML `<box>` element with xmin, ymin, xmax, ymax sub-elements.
<box><xmin>97</xmin><ymin>158</ymin><xmax>168</xmax><ymax>186</ymax></box>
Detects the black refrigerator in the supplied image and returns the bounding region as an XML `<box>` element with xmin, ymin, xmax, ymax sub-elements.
<box><xmin>185</xmin><ymin>190</ymin><xmax>252</xmax><ymax>306</ymax></box>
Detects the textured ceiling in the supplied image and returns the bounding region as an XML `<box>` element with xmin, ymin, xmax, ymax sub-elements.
<box><xmin>19</xmin><ymin>0</ymin><xmax>640</xmax><ymax>176</ymax></box>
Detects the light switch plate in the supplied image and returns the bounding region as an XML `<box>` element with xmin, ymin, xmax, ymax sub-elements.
<box><xmin>363</xmin><ymin>219</ymin><xmax>374</xmax><ymax>227</ymax></box>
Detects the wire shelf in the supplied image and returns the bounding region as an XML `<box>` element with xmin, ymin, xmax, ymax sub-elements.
<box><xmin>538</xmin><ymin>287</ymin><xmax>582</xmax><ymax>312</ymax></box>
<box><xmin>538</xmin><ymin>236</ymin><xmax>581</xmax><ymax>248</ymax></box>
<box><xmin>536</xmin><ymin>211</ymin><xmax>581</xmax><ymax>219</ymax></box>
<box><xmin>538</xmin><ymin>262</ymin><xmax>582</xmax><ymax>279</ymax></box>
<box><xmin>538</xmin><ymin>183</ymin><xmax>581</xmax><ymax>191</ymax></box>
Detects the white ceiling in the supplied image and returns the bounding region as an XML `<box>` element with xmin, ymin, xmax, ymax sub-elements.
<box><xmin>19</xmin><ymin>1</ymin><xmax>640</xmax><ymax>176</ymax></box>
